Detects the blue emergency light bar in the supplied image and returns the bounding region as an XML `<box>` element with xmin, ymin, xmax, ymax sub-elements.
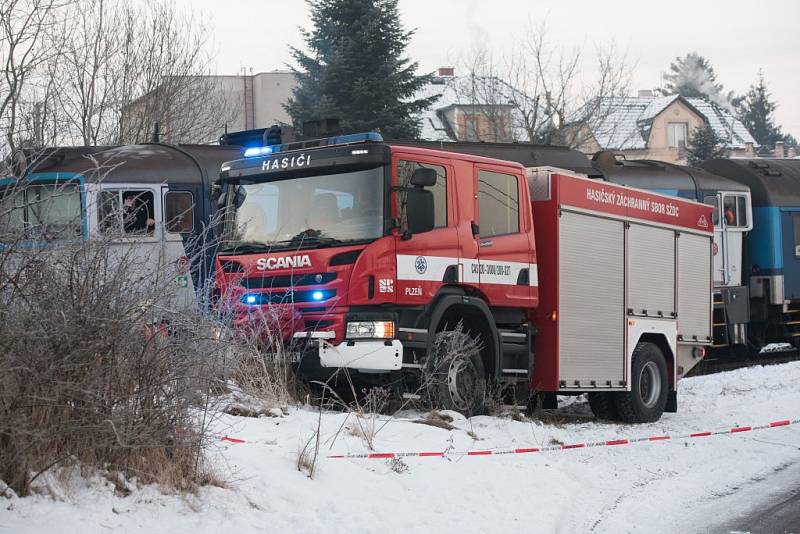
<box><xmin>243</xmin><ymin>132</ymin><xmax>383</xmax><ymax>158</ymax></box>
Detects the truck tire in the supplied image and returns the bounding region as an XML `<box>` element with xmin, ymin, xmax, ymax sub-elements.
<box><xmin>424</xmin><ymin>329</ymin><xmax>486</xmax><ymax>417</ymax></box>
<box><xmin>613</xmin><ymin>342</ymin><xmax>668</xmax><ymax>423</ymax></box>
<box><xmin>588</xmin><ymin>392</ymin><xmax>619</xmax><ymax>421</ymax></box>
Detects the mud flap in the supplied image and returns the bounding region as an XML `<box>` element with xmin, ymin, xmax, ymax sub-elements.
<box><xmin>665</xmin><ymin>390</ymin><xmax>677</xmax><ymax>413</ymax></box>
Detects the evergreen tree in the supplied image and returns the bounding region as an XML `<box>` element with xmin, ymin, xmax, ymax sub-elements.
<box><xmin>687</xmin><ymin>123</ymin><xmax>727</xmax><ymax>165</ymax></box>
<box><xmin>285</xmin><ymin>0</ymin><xmax>438</xmax><ymax>139</ymax></box>
<box><xmin>735</xmin><ymin>71</ymin><xmax>784</xmax><ymax>149</ymax></box>
<box><xmin>661</xmin><ymin>52</ymin><xmax>728</xmax><ymax>103</ymax></box>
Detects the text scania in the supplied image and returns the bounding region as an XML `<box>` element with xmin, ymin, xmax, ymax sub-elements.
<box><xmin>586</xmin><ymin>188</ymin><xmax>679</xmax><ymax>217</ymax></box>
<box><xmin>256</xmin><ymin>255</ymin><xmax>312</xmax><ymax>271</ymax></box>
<box><xmin>261</xmin><ymin>153</ymin><xmax>311</xmax><ymax>172</ymax></box>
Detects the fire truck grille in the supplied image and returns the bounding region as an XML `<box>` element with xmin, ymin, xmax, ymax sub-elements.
<box><xmin>240</xmin><ymin>272</ymin><xmax>336</xmax><ymax>289</ymax></box>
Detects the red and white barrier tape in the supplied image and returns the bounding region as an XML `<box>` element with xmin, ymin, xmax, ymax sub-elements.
<box><xmin>321</xmin><ymin>418</ymin><xmax>800</xmax><ymax>460</ymax></box>
<box><xmin>216</xmin><ymin>418</ymin><xmax>799</xmax><ymax>459</ymax></box>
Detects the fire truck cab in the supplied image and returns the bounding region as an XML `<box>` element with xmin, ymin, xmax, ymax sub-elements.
<box><xmin>215</xmin><ymin>133</ymin><xmax>713</xmax><ymax>423</ymax></box>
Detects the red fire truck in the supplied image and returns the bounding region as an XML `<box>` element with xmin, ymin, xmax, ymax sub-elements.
<box><xmin>214</xmin><ymin>133</ymin><xmax>713</xmax><ymax>423</ymax></box>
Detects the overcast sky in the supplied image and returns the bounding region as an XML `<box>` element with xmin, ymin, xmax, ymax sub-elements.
<box><xmin>179</xmin><ymin>0</ymin><xmax>800</xmax><ymax>136</ymax></box>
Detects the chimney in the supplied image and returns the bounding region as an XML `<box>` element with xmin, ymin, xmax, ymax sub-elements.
<box><xmin>638</xmin><ymin>89</ymin><xmax>654</xmax><ymax>98</ymax></box>
<box><xmin>788</xmin><ymin>146</ymin><xmax>797</xmax><ymax>158</ymax></box>
<box><xmin>438</xmin><ymin>67</ymin><xmax>454</xmax><ymax>77</ymax></box>
<box><xmin>745</xmin><ymin>142</ymin><xmax>755</xmax><ymax>157</ymax></box>
<box><xmin>775</xmin><ymin>141</ymin><xmax>785</xmax><ymax>157</ymax></box>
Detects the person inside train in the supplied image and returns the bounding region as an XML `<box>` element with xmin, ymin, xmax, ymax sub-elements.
<box><xmin>723</xmin><ymin>197</ymin><xmax>736</xmax><ymax>226</ymax></box>
<box><xmin>123</xmin><ymin>191</ymin><xmax>155</xmax><ymax>234</ymax></box>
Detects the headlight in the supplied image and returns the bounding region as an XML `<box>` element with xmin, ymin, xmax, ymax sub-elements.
<box><xmin>346</xmin><ymin>321</ymin><xmax>395</xmax><ymax>339</ymax></box>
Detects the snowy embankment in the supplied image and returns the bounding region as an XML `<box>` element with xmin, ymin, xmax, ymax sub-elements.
<box><xmin>3</xmin><ymin>362</ymin><xmax>800</xmax><ymax>534</ymax></box>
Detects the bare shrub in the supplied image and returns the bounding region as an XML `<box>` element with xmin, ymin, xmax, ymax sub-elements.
<box><xmin>0</xmin><ymin>177</ymin><xmax>234</xmax><ymax>496</ymax></box>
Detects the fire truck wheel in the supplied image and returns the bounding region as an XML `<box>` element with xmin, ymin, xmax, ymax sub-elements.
<box><xmin>424</xmin><ymin>329</ymin><xmax>487</xmax><ymax>417</ymax></box>
<box><xmin>587</xmin><ymin>392</ymin><xmax>619</xmax><ymax>420</ymax></box>
<box><xmin>613</xmin><ymin>342</ymin><xmax>668</xmax><ymax>423</ymax></box>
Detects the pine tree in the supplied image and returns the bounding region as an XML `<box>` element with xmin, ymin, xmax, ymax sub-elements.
<box><xmin>661</xmin><ymin>52</ymin><xmax>728</xmax><ymax>103</ymax></box>
<box><xmin>735</xmin><ymin>71</ymin><xmax>783</xmax><ymax>149</ymax></box>
<box><xmin>285</xmin><ymin>0</ymin><xmax>438</xmax><ymax>139</ymax></box>
<box><xmin>687</xmin><ymin>123</ymin><xmax>727</xmax><ymax>165</ymax></box>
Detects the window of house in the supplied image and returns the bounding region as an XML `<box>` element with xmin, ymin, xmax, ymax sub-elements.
<box><xmin>478</xmin><ymin>170</ymin><xmax>519</xmax><ymax>237</ymax></box>
<box><xmin>164</xmin><ymin>191</ymin><xmax>194</xmax><ymax>233</ymax></box>
<box><xmin>397</xmin><ymin>160</ymin><xmax>448</xmax><ymax>228</ymax></box>
<box><xmin>722</xmin><ymin>194</ymin><xmax>749</xmax><ymax>228</ymax></box>
<box><xmin>793</xmin><ymin>215</ymin><xmax>800</xmax><ymax>257</ymax></box>
<box><xmin>667</xmin><ymin>122</ymin><xmax>688</xmax><ymax>148</ymax></box>
<box><xmin>703</xmin><ymin>195</ymin><xmax>720</xmax><ymax>226</ymax></box>
<box><xmin>464</xmin><ymin>115</ymin><xmax>479</xmax><ymax>141</ymax></box>
<box><xmin>99</xmin><ymin>189</ymin><xmax>155</xmax><ymax>236</ymax></box>
<box><xmin>0</xmin><ymin>182</ymin><xmax>82</xmax><ymax>241</ymax></box>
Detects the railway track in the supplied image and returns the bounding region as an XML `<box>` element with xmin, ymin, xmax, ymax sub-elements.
<box><xmin>689</xmin><ymin>349</ymin><xmax>800</xmax><ymax>377</ymax></box>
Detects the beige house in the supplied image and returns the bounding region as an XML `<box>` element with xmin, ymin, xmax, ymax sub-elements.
<box><xmin>576</xmin><ymin>92</ymin><xmax>758</xmax><ymax>163</ymax></box>
<box><xmin>122</xmin><ymin>70</ymin><xmax>297</xmax><ymax>144</ymax></box>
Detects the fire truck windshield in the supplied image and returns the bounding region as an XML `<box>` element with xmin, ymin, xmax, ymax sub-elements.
<box><xmin>221</xmin><ymin>165</ymin><xmax>385</xmax><ymax>252</ymax></box>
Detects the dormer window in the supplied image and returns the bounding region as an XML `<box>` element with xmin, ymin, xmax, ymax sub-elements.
<box><xmin>667</xmin><ymin>122</ymin><xmax>688</xmax><ymax>148</ymax></box>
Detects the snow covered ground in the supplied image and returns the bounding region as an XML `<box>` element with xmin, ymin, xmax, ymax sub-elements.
<box><xmin>3</xmin><ymin>362</ymin><xmax>800</xmax><ymax>534</ymax></box>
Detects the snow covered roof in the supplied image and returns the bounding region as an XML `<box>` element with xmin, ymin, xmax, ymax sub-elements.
<box><xmin>414</xmin><ymin>76</ymin><xmax>537</xmax><ymax>142</ymax></box>
<box><xmin>587</xmin><ymin>94</ymin><xmax>757</xmax><ymax>150</ymax></box>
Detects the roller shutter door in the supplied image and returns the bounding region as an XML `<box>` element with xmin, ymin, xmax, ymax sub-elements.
<box><xmin>559</xmin><ymin>211</ymin><xmax>625</xmax><ymax>386</ymax></box>
<box><xmin>627</xmin><ymin>224</ymin><xmax>676</xmax><ymax>318</ymax></box>
<box><xmin>678</xmin><ymin>233</ymin><xmax>712</xmax><ymax>342</ymax></box>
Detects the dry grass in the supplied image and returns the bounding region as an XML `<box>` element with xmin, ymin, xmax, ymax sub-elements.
<box><xmin>414</xmin><ymin>410</ymin><xmax>456</xmax><ymax>431</ymax></box>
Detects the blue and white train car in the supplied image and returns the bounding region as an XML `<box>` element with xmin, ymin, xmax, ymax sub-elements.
<box><xmin>702</xmin><ymin>158</ymin><xmax>800</xmax><ymax>348</ymax></box>
<box><xmin>1</xmin><ymin>143</ymin><xmax>242</xmax><ymax>305</ymax></box>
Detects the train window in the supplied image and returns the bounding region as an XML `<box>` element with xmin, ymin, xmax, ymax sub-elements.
<box><xmin>0</xmin><ymin>182</ymin><xmax>81</xmax><ymax>241</ymax></box>
<box><xmin>722</xmin><ymin>194</ymin><xmax>749</xmax><ymax>228</ymax></box>
<box><xmin>99</xmin><ymin>190</ymin><xmax>155</xmax><ymax>236</ymax></box>
<box><xmin>703</xmin><ymin>195</ymin><xmax>720</xmax><ymax>226</ymax></box>
<box><xmin>478</xmin><ymin>170</ymin><xmax>520</xmax><ymax>237</ymax></box>
<box><xmin>164</xmin><ymin>191</ymin><xmax>194</xmax><ymax>233</ymax></box>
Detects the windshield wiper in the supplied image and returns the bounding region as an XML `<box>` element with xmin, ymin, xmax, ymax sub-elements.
<box><xmin>220</xmin><ymin>241</ymin><xmax>274</xmax><ymax>253</ymax></box>
<box><xmin>276</xmin><ymin>229</ymin><xmax>344</xmax><ymax>247</ymax></box>
<box><xmin>274</xmin><ymin>236</ymin><xmax>344</xmax><ymax>248</ymax></box>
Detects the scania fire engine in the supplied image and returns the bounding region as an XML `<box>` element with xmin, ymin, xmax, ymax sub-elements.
<box><xmin>214</xmin><ymin>132</ymin><xmax>714</xmax><ymax>423</ymax></box>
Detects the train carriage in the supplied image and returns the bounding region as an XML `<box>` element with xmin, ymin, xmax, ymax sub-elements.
<box><xmin>1</xmin><ymin>143</ymin><xmax>242</xmax><ymax>306</ymax></box>
<box><xmin>702</xmin><ymin>158</ymin><xmax>800</xmax><ymax>348</ymax></box>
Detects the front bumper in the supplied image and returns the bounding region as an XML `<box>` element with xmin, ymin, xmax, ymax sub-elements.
<box><xmin>293</xmin><ymin>331</ymin><xmax>403</xmax><ymax>371</ymax></box>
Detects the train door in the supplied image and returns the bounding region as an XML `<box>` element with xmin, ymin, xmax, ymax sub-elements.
<box><xmin>93</xmin><ymin>184</ymin><xmax>174</xmax><ymax>312</ymax></box>
<box><xmin>783</xmin><ymin>210</ymin><xmax>800</xmax><ymax>300</ymax></box>
<box><xmin>705</xmin><ymin>192</ymin><xmax>752</xmax><ymax>287</ymax></box>
<box><xmin>720</xmin><ymin>192</ymin><xmax>753</xmax><ymax>287</ymax></box>
<box><xmin>162</xmin><ymin>186</ymin><xmax>200</xmax><ymax>308</ymax></box>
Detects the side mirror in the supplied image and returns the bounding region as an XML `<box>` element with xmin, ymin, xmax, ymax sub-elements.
<box><xmin>210</xmin><ymin>182</ymin><xmax>222</xmax><ymax>201</ymax></box>
<box><xmin>410</xmin><ymin>167</ymin><xmax>437</xmax><ymax>187</ymax></box>
<box><xmin>215</xmin><ymin>191</ymin><xmax>227</xmax><ymax>209</ymax></box>
<box><xmin>406</xmin><ymin>189</ymin><xmax>435</xmax><ymax>235</ymax></box>
<box><xmin>234</xmin><ymin>186</ymin><xmax>247</xmax><ymax>208</ymax></box>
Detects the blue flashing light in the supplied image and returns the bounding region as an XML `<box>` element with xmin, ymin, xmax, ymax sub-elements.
<box><xmin>327</xmin><ymin>132</ymin><xmax>383</xmax><ymax>145</ymax></box>
<box><xmin>243</xmin><ymin>145</ymin><xmax>279</xmax><ymax>158</ymax></box>
<box><xmin>244</xmin><ymin>294</ymin><xmax>258</xmax><ymax>305</ymax></box>
<box><xmin>311</xmin><ymin>290</ymin><xmax>324</xmax><ymax>301</ymax></box>
<box><xmin>242</xmin><ymin>132</ymin><xmax>383</xmax><ymax>159</ymax></box>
